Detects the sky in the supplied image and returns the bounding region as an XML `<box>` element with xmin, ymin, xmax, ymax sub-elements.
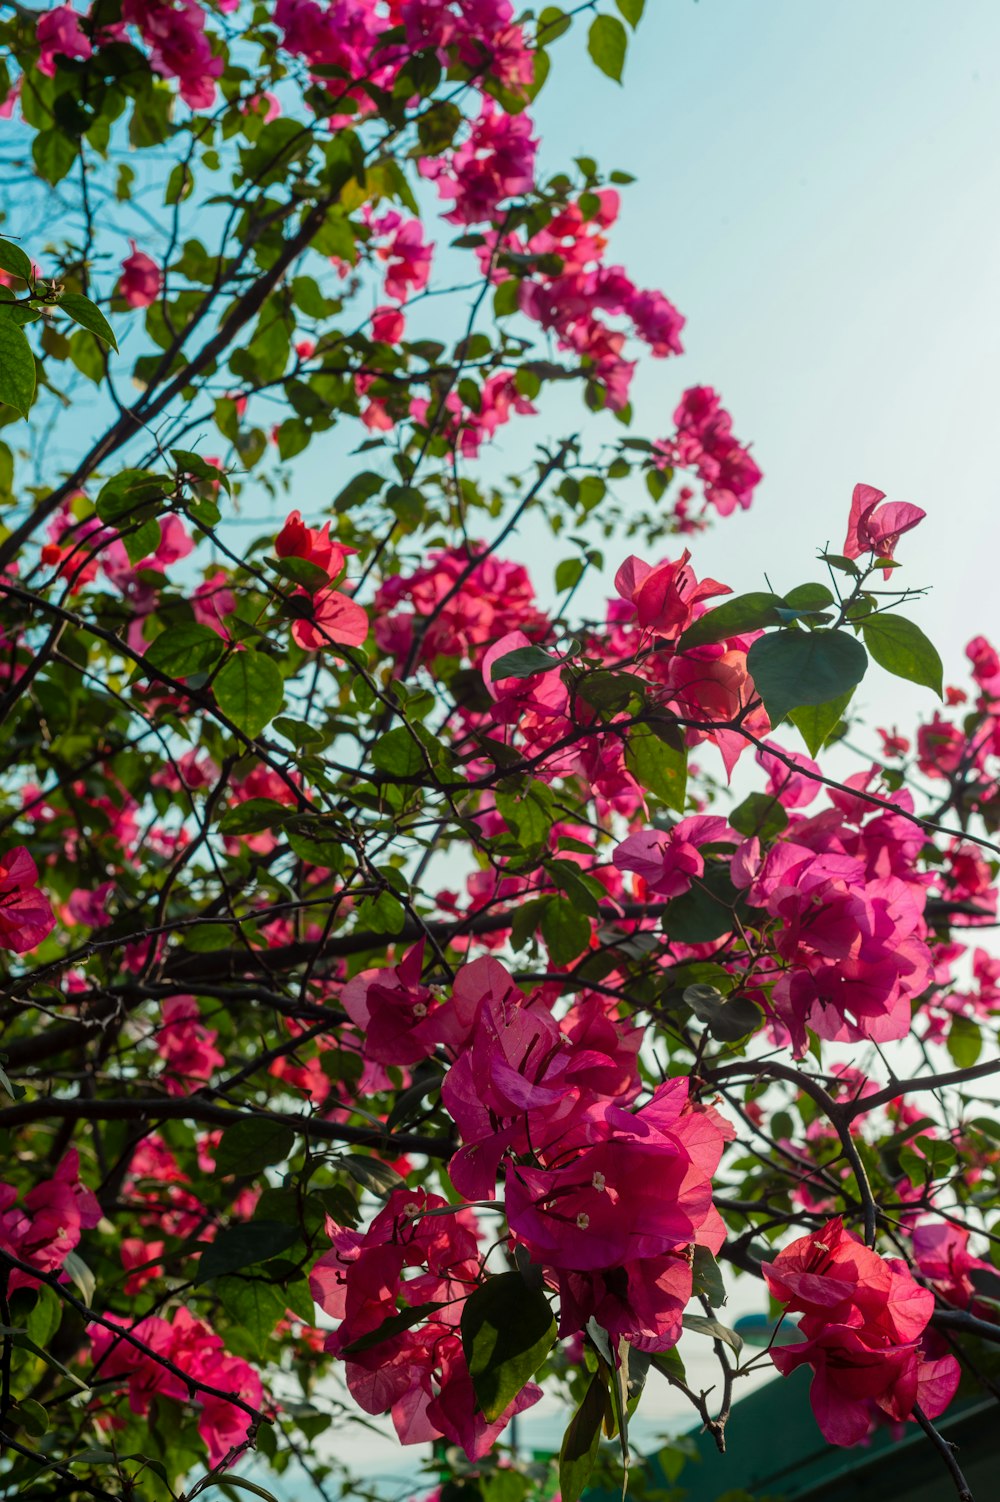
<box><xmin>270</xmin><ymin>5</ymin><xmax>1000</xmax><ymax>1493</ymax></box>
<box><xmin>517</xmin><ymin>0</ymin><xmax>1000</xmax><ymax>740</ymax></box>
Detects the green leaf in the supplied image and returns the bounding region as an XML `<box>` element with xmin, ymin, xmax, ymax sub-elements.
<box><xmin>215</xmin><ymin>1276</ymin><xmax>285</xmax><ymax>1357</ymax></box>
<box><xmin>490</xmin><ymin>645</ymin><xmax>563</xmax><ymax>680</ymax></box>
<box><xmin>587</xmin><ymin>14</ymin><xmax>628</xmax><ymax>81</ymax></box>
<box><xmin>371</xmin><ymin>726</ymin><xmax>425</xmax><ymax>777</ymax></box>
<box><xmin>538</xmin><ymin>6</ymin><xmax>572</xmax><ymax>42</ymax></box>
<box><xmin>96</xmin><ymin>469</ymin><xmax>169</xmax><ymax>523</ymax></box>
<box><xmin>462</xmin><ymin>1272</ymin><xmax>557</xmax><ymax>1422</ymax></box>
<box><xmin>747</xmin><ymin>629</ymin><xmax>868</xmax><ymax>724</ymax></box>
<box><xmin>199</xmin><ymin>1479</ymin><xmax>281</xmax><ymax>1502</ymax></box>
<box><xmin>625</xmin><ymin>725</ymin><xmax>687</xmax><ymax>813</ymax></box>
<box><xmin>677</xmin><ymin>592</ymin><xmax>783</xmax><ymax>651</ymax></box>
<box><xmin>691</xmin><ymin>1247</ymin><xmax>727</xmax><ymax>1308</ymax></box>
<box><xmin>417</xmin><ymin>99</ymin><xmax>462</xmax><ymax>155</ymax></box>
<box><xmin>58</xmin><ymin>292</ymin><xmax>118</xmax><ymax>352</ymax></box>
<box><xmin>32</xmin><ymin>128</ymin><xmax>76</xmax><ymax>186</ymax></box>
<box><xmin>559</xmin><ymin>1374</ymin><xmax>607</xmax><ymax>1502</ymax></box>
<box><xmin>62</xmin><ymin>1250</ymin><xmax>95</xmax><ymax>1307</ymax></box>
<box><xmin>861</xmin><ymin>613</ymin><xmax>943</xmax><ymax>698</ymax></box>
<box><xmin>144</xmin><ymin>623</ymin><xmax>225</xmax><ymax>679</ymax></box>
<box><xmin>197</xmin><ymin>1221</ymin><xmax>298</xmax><ymax>1283</ymax></box>
<box><xmin>783</xmin><ymin>582</ymin><xmax>835</xmax><ymax>611</ymax></box>
<box><xmin>577</xmin><ymin>670</ymin><xmax>644</xmax><ymax>715</ymax></box>
<box><xmin>546</xmin><ymin>858</ymin><xmax>601</xmax><ymax>918</ymax></box>
<box><xmin>340</xmin><ymin>1153</ymin><xmax>406</xmax><ymax>1198</ymax></box>
<box><xmin>555</xmin><ymin>557</ymin><xmax>585</xmax><ymax>592</ymax></box>
<box><xmin>13</xmin><ymin>1398</ymin><xmax>48</xmax><ymax>1437</ymax></box>
<box><xmin>218</xmin><ymin>798</ymin><xmax>293</xmax><ymax>836</ymax></box>
<box><xmin>215</xmin><ymin>1117</ymin><xmax>296</xmax><ymax>1176</ymax></box>
<box><xmin>729</xmin><ymin>792</ymin><xmax>787</xmax><ymax>842</ymax></box>
<box><xmin>616</xmin><ymin>0</ymin><xmax>645</xmax><ymax>25</ymax></box>
<box><xmin>682</xmin><ymin>983</ymin><xmax>761</xmax><ymax>1042</ymax></box>
<box><xmin>0</xmin><ymin>311</ymin><xmax>35</xmax><ymax>418</ymax></box>
<box><xmin>334</xmin><ymin>469</ymin><xmax>385</xmax><ymax>513</ymax></box>
<box><xmin>0</xmin><ymin>238</ymin><xmax>33</xmax><ymax>286</ymax></box>
<box><xmin>172</xmin><ymin>448</ymin><xmax>232</xmax><ymax>495</ymax></box>
<box><xmin>664</xmin><ymin>868</ymin><xmax>743</xmax><ymax>945</ymax></box>
<box><xmin>214</xmin><ymin>651</ymin><xmax>284</xmax><ymax>738</ymax></box>
<box><xmin>495</xmin><ymin>783</ymin><xmax>554</xmax><ymax>849</ymax></box>
<box><xmin>541</xmin><ymin>896</ymin><xmax>592</xmax><ymax>964</ymax></box>
<box><xmin>788</xmin><ymin>690</ymin><xmax>853</xmax><ymax>756</ymax></box>
<box><xmin>947</xmin><ymin>1014</ymin><xmax>982</xmax><ymax>1069</ymax></box>
<box><xmin>681</xmin><ymin>1313</ymin><xmax>743</xmax><ymax>1356</ymax></box>
<box><xmin>900</xmin><ymin>1135</ymin><xmax>958</xmax><ymax>1186</ymax></box>
<box><xmin>271</xmin><ymin>555</ymin><xmax>331</xmax><ymax>594</ymax></box>
<box><xmin>25</xmin><ymin>1286</ymin><xmax>61</xmax><ymax>1348</ymax></box>
<box><xmin>122</xmin><ymin>514</ymin><xmax>161</xmax><ymax>565</ymax></box>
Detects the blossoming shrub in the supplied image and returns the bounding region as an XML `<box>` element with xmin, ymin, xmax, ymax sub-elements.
<box><xmin>0</xmin><ymin>5</ymin><xmax>995</xmax><ymax>1502</ymax></box>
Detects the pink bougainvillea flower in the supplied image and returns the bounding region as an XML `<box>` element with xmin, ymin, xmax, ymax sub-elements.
<box><xmin>843</xmin><ymin>483</ymin><xmax>925</xmax><ymax>577</ymax></box>
<box><xmin>121</xmin><ymin>0</ymin><xmax>223</xmax><ymax>110</ymax></box>
<box><xmin>289</xmin><ymin>585</ymin><xmax>368</xmax><ymax>652</ymax></box>
<box><xmin>0</xmin><ymin>1149</ymin><xmax>101</xmax><ymax>1292</ymax></box>
<box><xmin>371</xmin><ymin>304</ymin><xmax>406</xmax><ymax>343</ymax></box>
<box><xmin>90</xmin><ymin>1306</ymin><xmax>262</xmax><ymax>1465</ymax></box>
<box><xmin>911</xmin><ymin>1219</ymin><xmax>993</xmax><ymax>1310</ymax></box>
<box><xmin>613</xmin><ymin>815</ymin><xmax>733</xmax><ymax>900</ymax></box>
<box><xmin>118</xmin><ymin>240</ymin><xmax>162</xmax><ymax>308</ymax></box>
<box><xmin>341</xmin><ymin>939</ymin><xmax>443</xmax><ymax>1065</ymax></box>
<box><xmin>614</xmin><ymin>550</ymin><xmax>730</xmax><ymax>639</ymax></box>
<box><xmin>504</xmin><ymin>1077</ymin><xmax>733</xmax><ymax>1273</ymax></box>
<box><xmin>192</xmin><ymin>570</ymin><xmax>235</xmax><ymax>636</ymax></box>
<box><xmin>156</xmin><ymin>995</ymin><xmax>224</xmax><ymax>1095</ymax></box>
<box><xmin>37</xmin><ymin>6</ymin><xmax>92</xmax><ymax>76</ymax></box>
<box><xmin>0</xmin><ymin>847</ymin><xmax>55</xmax><ymax>953</ymax></box>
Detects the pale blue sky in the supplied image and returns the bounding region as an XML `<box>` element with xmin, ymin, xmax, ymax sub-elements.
<box><xmin>521</xmin><ymin>0</ymin><xmax>1000</xmax><ymax>736</ymax></box>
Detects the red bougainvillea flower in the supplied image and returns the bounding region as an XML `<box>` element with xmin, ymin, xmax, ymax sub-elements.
<box><xmin>275</xmin><ymin>512</ymin><xmax>368</xmax><ymax>650</ymax></box>
<box><xmin>0</xmin><ymin>847</ymin><xmax>55</xmax><ymax>953</ymax></box>
<box><xmin>763</xmin><ymin>1218</ymin><xmax>959</xmax><ymax>1445</ymax></box>
<box><xmin>275</xmin><ymin>510</ymin><xmax>355</xmax><ymax>583</ymax></box>
<box><xmin>614</xmin><ymin>550</ymin><xmax>730</xmax><ymax>639</ymax></box>
<box><xmin>843</xmin><ymin>483</ymin><xmax>926</xmax><ymax>578</ymax></box>
<box><xmin>118</xmin><ymin>240</ymin><xmax>162</xmax><ymax>308</ymax></box>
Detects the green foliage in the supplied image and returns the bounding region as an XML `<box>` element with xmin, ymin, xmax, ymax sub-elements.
<box><xmin>588</xmin><ymin>14</ymin><xmax>629</xmax><ymax>82</ymax></box>
<box><xmin>626</xmin><ymin>724</ymin><xmax>687</xmax><ymax>812</ymax></box>
<box><xmin>0</xmin><ymin>309</ymin><xmax>35</xmax><ymax>417</ymax></box>
<box><xmin>214</xmin><ymin>651</ymin><xmax>285</xmax><ymax>738</ymax></box>
<box><xmin>559</xmin><ymin>1374</ymin><xmax>608</xmax><ymax>1502</ymax></box>
<box><xmin>861</xmin><ymin>612</ymin><xmax>944</xmax><ymax>697</ymax></box>
<box><xmin>747</xmin><ymin>628</ymin><xmax>868</xmax><ymax>723</ymax></box>
<box><xmin>461</xmin><ymin>1273</ymin><xmax>557</xmax><ymax>1422</ymax></box>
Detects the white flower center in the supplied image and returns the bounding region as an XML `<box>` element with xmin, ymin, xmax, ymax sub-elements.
<box><xmin>592</xmin><ymin>1172</ymin><xmax>607</xmax><ymax>1193</ymax></box>
<box><xmin>576</xmin><ymin>1212</ymin><xmax>590</xmax><ymax>1230</ymax></box>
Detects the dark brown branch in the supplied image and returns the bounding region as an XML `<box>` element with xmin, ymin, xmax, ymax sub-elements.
<box><xmin>0</xmin><ymin>1093</ymin><xmax>454</xmax><ymax>1158</ymax></box>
